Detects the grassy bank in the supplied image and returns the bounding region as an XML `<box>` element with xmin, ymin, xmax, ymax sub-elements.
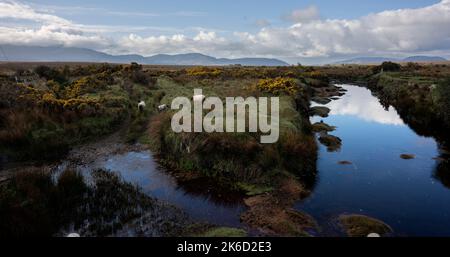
<box><xmin>146</xmin><ymin>71</ymin><xmax>318</xmax><ymax>196</ymax></box>
<box><xmin>367</xmin><ymin>72</ymin><xmax>450</xmax><ymax>146</ymax></box>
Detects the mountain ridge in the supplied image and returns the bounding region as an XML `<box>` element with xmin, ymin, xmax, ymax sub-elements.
<box><xmin>335</xmin><ymin>56</ymin><xmax>447</xmax><ymax>64</ymax></box>
<box><xmin>0</xmin><ymin>45</ymin><xmax>289</xmax><ymax>66</ymax></box>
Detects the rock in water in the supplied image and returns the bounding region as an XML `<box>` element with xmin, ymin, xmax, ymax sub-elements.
<box><xmin>311</xmin><ymin>97</ymin><xmax>331</xmax><ymax>105</ymax></box>
<box><xmin>319</xmin><ymin>134</ymin><xmax>342</xmax><ymax>152</ymax></box>
<box><xmin>312</xmin><ymin>122</ymin><xmax>336</xmax><ymax>132</ymax></box>
<box><xmin>400</xmin><ymin>154</ymin><xmax>415</xmax><ymax>160</ymax></box>
<box><xmin>310</xmin><ymin>106</ymin><xmax>331</xmax><ymax>117</ymax></box>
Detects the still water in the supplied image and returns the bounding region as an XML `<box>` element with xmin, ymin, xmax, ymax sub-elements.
<box><xmin>81</xmin><ymin>151</ymin><xmax>245</xmax><ymax>228</ymax></box>
<box><xmin>296</xmin><ymin>85</ymin><xmax>449</xmax><ymax>236</ymax></box>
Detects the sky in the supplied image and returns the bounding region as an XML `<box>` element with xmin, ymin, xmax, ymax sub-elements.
<box><xmin>0</xmin><ymin>0</ymin><xmax>449</xmax><ymax>64</ymax></box>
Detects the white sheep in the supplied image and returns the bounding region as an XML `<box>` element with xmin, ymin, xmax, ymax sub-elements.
<box><xmin>193</xmin><ymin>94</ymin><xmax>205</xmax><ymax>102</ymax></box>
<box><xmin>158</xmin><ymin>104</ymin><xmax>168</xmax><ymax>111</ymax></box>
<box><xmin>138</xmin><ymin>100</ymin><xmax>146</xmax><ymax>111</ymax></box>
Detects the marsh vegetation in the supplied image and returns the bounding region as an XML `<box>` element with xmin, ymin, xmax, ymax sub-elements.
<box><xmin>0</xmin><ymin>62</ymin><xmax>449</xmax><ymax>236</ymax></box>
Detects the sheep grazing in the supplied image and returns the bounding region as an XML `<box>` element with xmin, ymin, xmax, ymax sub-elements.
<box><xmin>158</xmin><ymin>104</ymin><xmax>168</xmax><ymax>112</ymax></box>
<box><xmin>193</xmin><ymin>94</ymin><xmax>205</xmax><ymax>103</ymax></box>
<box><xmin>138</xmin><ymin>101</ymin><xmax>146</xmax><ymax>112</ymax></box>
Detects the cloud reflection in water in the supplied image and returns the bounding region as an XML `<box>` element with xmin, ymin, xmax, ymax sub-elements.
<box><xmin>316</xmin><ymin>85</ymin><xmax>405</xmax><ymax>126</ymax></box>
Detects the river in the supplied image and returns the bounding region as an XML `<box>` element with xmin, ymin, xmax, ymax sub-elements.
<box><xmin>295</xmin><ymin>84</ymin><xmax>450</xmax><ymax>236</ymax></box>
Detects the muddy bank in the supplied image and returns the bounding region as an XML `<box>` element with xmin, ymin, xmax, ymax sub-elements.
<box><xmin>241</xmin><ymin>176</ymin><xmax>317</xmax><ymax>236</ymax></box>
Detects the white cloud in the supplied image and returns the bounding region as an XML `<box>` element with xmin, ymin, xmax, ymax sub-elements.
<box><xmin>0</xmin><ymin>0</ymin><xmax>71</xmax><ymax>25</ymax></box>
<box><xmin>1</xmin><ymin>0</ymin><xmax>450</xmax><ymax>62</ymax></box>
<box><xmin>239</xmin><ymin>0</ymin><xmax>450</xmax><ymax>58</ymax></box>
<box><xmin>0</xmin><ymin>0</ymin><xmax>112</xmax><ymax>48</ymax></box>
<box><xmin>116</xmin><ymin>31</ymin><xmax>232</xmax><ymax>56</ymax></box>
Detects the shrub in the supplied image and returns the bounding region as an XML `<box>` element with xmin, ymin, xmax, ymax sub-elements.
<box><xmin>34</xmin><ymin>65</ymin><xmax>67</xmax><ymax>85</ymax></box>
<box><xmin>186</xmin><ymin>67</ymin><xmax>222</xmax><ymax>77</ymax></box>
<box><xmin>65</xmin><ymin>76</ymin><xmax>108</xmax><ymax>98</ymax></box>
<box><xmin>27</xmin><ymin>123</ymin><xmax>69</xmax><ymax>159</ymax></box>
<box><xmin>0</xmin><ymin>110</ymin><xmax>32</xmax><ymax>145</ymax></box>
<box><xmin>373</xmin><ymin>61</ymin><xmax>401</xmax><ymax>73</ymax></box>
<box><xmin>130</xmin><ymin>71</ymin><xmax>150</xmax><ymax>85</ymax></box>
<box><xmin>257</xmin><ymin>77</ymin><xmax>299</xmax><ymax>95</ymax></box>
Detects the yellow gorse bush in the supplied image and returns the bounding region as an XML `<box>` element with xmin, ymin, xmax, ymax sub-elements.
<box><xmin>38</xmin><ymin>92</ymin><xmax>101</xmax><ymax>112</ymax></box>
<box><xmin>65</xmin><ymin>76</ymin><xmax>108</xmax><ymax>98</ymax></box>
<box><xmin>186</xmin><ymin>67</ymin><xmax>222</xmax><ymax>77</ymax></box>
<box><xmin>16</xmin><ymin>83</ymin><xmax>43</xmax><ymax>103</ymax></box>
<box><xmin>256</xmin><ymin>77</ymin><xmax>298</xmax><ymax>95</ymax></box>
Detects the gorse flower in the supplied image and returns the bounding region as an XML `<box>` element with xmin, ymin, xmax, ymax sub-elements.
<box><xmin>257</xmin><ymin>77</ymin><xmax>299</xmax><ymax>96</ymax></box>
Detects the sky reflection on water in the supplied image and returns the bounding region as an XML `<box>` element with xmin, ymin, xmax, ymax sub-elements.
<box><xmin>300</xmin><ymin>85</ymin><xmax>449</xmax><ymax>236</ymax></box>
<box><xmin>313</xmin><ymin>85</ymin><xmax>404</xmax><ymax>126</ymax></box>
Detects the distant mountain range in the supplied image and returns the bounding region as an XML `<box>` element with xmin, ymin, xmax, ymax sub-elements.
<box><xmin>0</xmin><ymin>45</ymin><xmax>289</xmax><ymax>66</ymax></box>
<box><xmin>335</xmin><ymin>56</ymin><xmax>447</xmax><ymax>64</ymax></box>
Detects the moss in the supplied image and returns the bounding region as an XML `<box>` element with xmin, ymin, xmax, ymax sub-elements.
<box><xmin>197</xmin><ymin>227</ymin><xmax>247</xmax><ymax>237</ymax></box>
<box><xmin>339</xmin><ymin>214</ymin><xmax>393</xmax><ymax>237</ymax></box>
<box><xmin>237</xmin><ymin>182</ymin><xmax>273</xmax><ymax>196</ymax></box>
